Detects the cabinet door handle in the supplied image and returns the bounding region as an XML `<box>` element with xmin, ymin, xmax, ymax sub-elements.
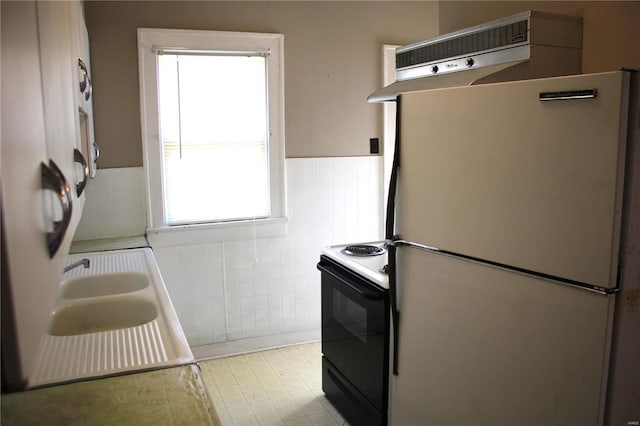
<box><xmin>93</xmin><ymin>142</ymin><xmax>100</xmax><ymax>162</ymax></box>
<box><xmin>73</xmin><ymin>148</ymin><xmax>88</xmax><ymax>196</ymax></box>
<box><xmin>41</xmin><ymin>160</ymin><xmax>73</xmax><ymax>258</ymax></box>
<box><xmin>85</xmin><ymin>77</ymin><xmax>92</xmax><ymax>101</ymax></box>
<box><xmin>78</xmin><ymin>58</ymin><xmax>88</xmax><ymax>94</ymax></box>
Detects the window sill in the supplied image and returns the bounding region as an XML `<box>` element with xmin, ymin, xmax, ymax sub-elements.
<box><xmin>146</xmin><ymin>217</ymin><xmax>288</xmax><ymax>247</ymax></box>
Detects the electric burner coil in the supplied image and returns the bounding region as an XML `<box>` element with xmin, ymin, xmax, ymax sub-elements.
<box><xmin>342</xmin><ymin>244</ymin><xmax>386</xmax><ymax>257</ymax></box>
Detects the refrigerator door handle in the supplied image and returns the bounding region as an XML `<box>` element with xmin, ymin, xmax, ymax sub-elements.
<box><xmin>386</xmin><ymin>238</ymin><xmax>439</xmax><ymax>251</ymax></box>
<box><xmin>386</xmin><ymin>98</ymin><xmax>402</xmax><ymax>376</ymax></box>
<box><xmin>391</xmin><ymin>238</ymin><xmax>616</xmax><ymax>296</ymax></box>
<box><xmin>385</xmin><ymin>98</ymin><xmax>401</xmax><ymax>242</ymax></box>
<box><xmin>387</xmin><ymin>242</ymin><xmax>400</xmax><ymax>375</ymax></box>
<box><xmin>539</xmin><ymin>88</ymin><xmax>597</xmax><ymax>101</ymax></box>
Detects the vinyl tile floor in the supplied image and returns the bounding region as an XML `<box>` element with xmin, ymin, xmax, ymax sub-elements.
<box><xmin>198</xmin><ymin>342</ymin><xmax>350</xmax><ymax>426</ymax></box>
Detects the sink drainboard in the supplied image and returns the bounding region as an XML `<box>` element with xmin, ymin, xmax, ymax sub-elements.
<box><xmin>29</xmin><ymin>248</ymin><xmax>193</xmax><ymax>388</ymax></box>
<box><xmin>32</xmin><ymin>321</ymin><xmax>170</xmax><ymax>384</ymax></box>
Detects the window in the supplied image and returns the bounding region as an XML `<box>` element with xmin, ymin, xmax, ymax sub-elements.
<box><xmin>138</xmin><ymin>29</ymin><xmax>285</xmax><ymax>231</ymax></box>
<box><xmin>158</xmin><ymin>53</ymin><xmax>269</xmax><ymax>224</ymax></box>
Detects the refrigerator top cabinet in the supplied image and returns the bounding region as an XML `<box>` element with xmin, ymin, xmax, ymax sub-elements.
<box><xmin>397</xmin><ymin>71</ymin><xmax>630</xmax><ymax>290</ymax></box>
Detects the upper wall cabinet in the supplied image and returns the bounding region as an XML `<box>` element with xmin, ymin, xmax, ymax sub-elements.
<box><xmin>36</xmin><ymin>2</ymin><xmax>85</xmax><ymax>198</ymax></box>
<box><xmin>1</xmin><ymin>0</ymin><xmax>89</xmax><ymax>390</ymax></box>
<box><xmin>68</xmin><ymin>1</ymin><xmax>99</xmax><ymax>180</ymax></box>
<box><xmin>36</xmin><ymin>0</ymin><xmax>94</xmax><ymax>236</ymax></box>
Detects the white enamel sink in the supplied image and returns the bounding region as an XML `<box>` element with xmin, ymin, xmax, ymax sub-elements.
<box><xmin>30</xmin><ymin>248</ymin><xmax>194</xmax><ymax>387</ymax></box>
<box><xmin>47</xmin><ymin>298</ymin><xmax>158</xmax><ymax>336</ymax></box>
<box><xmin>60</xmin><ymin>272</ymin><xmax>149</xmax><ymax>299</ymax></box>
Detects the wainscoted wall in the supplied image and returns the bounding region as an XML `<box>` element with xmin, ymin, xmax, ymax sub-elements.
<box><xmin>74</xmin><ymin>167</ymin><xmax>146</xmax><ymax>241</ymax></box>
<box><xmin>74</xmin><ymin>157</ymin><xmax>383</xmax><ymax>357</ymax></box>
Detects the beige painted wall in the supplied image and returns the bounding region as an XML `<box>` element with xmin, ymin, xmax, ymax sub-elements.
<box><xmin>85</xmin><ymin>1</ymin><xmax>439</xmax><ymax>167</ymax></box>
<box><xmin>439</xmin><ymin>1</ymin><xmax>640</xmax><ymax>74</ymax></box>
<box><xmin>86</xmin><ymin>1</ymin><xmax>640</xmax><ymax>168</ymax></box>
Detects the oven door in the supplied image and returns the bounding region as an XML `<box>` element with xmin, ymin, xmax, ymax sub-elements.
<box><xmin>318</xmin><ymin>255</ymin><xmax>389</xmax><ymax>412</ymax></box>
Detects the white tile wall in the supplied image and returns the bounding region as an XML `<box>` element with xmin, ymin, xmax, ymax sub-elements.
<box><xmin>153</xmin><ymin>243</ymin><xmax>227</xmax><ymax>346</ymax></box>
<box><xmin>73</xmin><ymin>157</ymin><xmax>383</xmax><ymax>353</ymax></box>
<box><xmin>73</xmin><ymin>167</ymin><xmax>146</xmax><ymax>241</ymax></box>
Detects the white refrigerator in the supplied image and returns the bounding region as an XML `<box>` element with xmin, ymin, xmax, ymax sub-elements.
<box><xmin>386</xmin><ymin>70</ymin><xmax>640</xmax><ymax>425</ymax></box>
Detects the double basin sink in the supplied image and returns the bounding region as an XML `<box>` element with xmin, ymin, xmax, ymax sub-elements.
<box><xmin>31</xmin><ymin>248</ymin><xmax>194</xmax><ymax>387</ymax></box>
<box><xmin>49</xmin><ymin>272</ymin><xmax>155</xmax><ymax>336</ymax></box>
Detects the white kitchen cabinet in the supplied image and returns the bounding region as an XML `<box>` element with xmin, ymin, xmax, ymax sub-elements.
<box><xmin>36</xmin><ymin>0</ymin><xmax>87</xmax><ymax>231</ymax></box>
<box><xmin>1</xmin><ymin>0</ymin><xmax>86</xmax><ymax>390</ymax></box>
<box><xmin>68</xmin><ymin>0</ymin><xmax>99</xmax><ymax>179</ymax></box>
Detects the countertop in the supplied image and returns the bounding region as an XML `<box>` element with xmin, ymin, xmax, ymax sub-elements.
<box><xmin>17</xmin><ymin>237</ymin><xmax>220</xmax><ymax>424</ymax></box>
<box><xmin>4</xmin><ymin>238</ymin><xmax>219</xmax><ymax>424</ymax></box>
<box><xmin>1</xmin><ymin>364</ymin><xmax>221</xmax><ymax>426</ymax></box>
<box><xmin>69</xmin><ymin>235</ymin><xmax>150</xmax><ymax>254</ymax></box>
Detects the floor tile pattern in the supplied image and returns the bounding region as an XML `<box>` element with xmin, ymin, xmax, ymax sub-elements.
<box><xmin>199</xmin><ymin>343</ymin><xmax>350</xmax><ymax>426</ymax></box>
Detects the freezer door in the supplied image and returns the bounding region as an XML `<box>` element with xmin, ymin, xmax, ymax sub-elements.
<box><xmin>398</xmin><ymin>71</ymin><xmax>630</xmax><ymax>289</ymax></box>
<box><xmin>390</xmin><ymin>248</ymin><xmax>613</xmax><ymax>426</ymax></box>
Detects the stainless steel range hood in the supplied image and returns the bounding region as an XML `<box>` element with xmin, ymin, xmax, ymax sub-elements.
<box><xmin>368</xmin><ymin>11</ymin><xmax>583</xmax><ymax>103</ymax></box>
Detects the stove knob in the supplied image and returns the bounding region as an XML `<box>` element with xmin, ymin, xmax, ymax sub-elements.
<box><xmin>465</xmin><ymin>58</ymin><xmax>475</xmax><ymax>67</ymax></box>
<box><xmin>431</xmin><ymin>65</ymin><xmax>439</xmax><ymax>74</ymax></box>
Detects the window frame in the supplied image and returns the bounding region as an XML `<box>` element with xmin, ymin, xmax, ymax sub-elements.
<box><xmin>137</xmin><ymin>28</ymin><xmax>286</xmax><ymax>235</ymax></box>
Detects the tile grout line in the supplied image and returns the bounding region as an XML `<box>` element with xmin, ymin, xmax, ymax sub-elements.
<box><xmin>199</xmin><ymin>343</ymin><xmax>348</xmax><ymax>426</ymax></box>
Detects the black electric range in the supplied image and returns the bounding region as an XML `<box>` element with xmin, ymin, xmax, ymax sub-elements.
<box><xmin>317</xmin><ymin>242</ymin><xmax>390</xmax><ymax>426</ymax></box>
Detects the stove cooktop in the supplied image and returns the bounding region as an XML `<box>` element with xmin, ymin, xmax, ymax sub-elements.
<box><xmin>322</xmin><ymin>241</ymin><xmax>389</xmax><ymax>289</ymax></box>
<box><xmin>342</xmin><ymin>244</ymin><xmax>386</xmax><ymax>257</ymax></box>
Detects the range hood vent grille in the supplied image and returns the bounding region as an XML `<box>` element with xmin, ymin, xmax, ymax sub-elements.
<box><xmin>368</xmin><ymin>11</ymin><xmax>583</xmax><ymax>103</ymax></box>
<box><xmin>396</xmin><ymin>19</ymin><xmax>528</xmax><ymax>69</ymax></box>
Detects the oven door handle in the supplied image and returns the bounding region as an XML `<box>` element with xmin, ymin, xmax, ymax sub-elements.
<box><xmin>317</xmin><ymin>263</ymin><xmax>383</xmax><ymax>300</ymax></box>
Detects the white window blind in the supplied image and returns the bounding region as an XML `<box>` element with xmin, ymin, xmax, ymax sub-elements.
<box><xmin>157</xmin><ymin>54</ymin><xmax>270</xmax><ymax>225</ymax></box>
